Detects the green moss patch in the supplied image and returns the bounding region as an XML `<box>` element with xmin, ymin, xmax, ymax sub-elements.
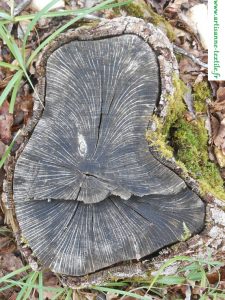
<box><xmin>193</xmin><ymin>81</ymin><xmax>211</xmax><ymax>113</ymax></box>
<box><xmin>112</xmin><ymin>0</ymin><xmax>176</xmax><ymax>41</ymax></box>
<box><xmin>162</xmin><ymin>76</ymin><xmax>187</xmax><ymax>136</ymax></box>
<box><xmin>146</xmin><ymin>76</ymin><xmax>225</xmax><ymax>200</ymax></box>
<box><xmin>172</xmin><ymin>118</ymin><xmax>225</xmax><ymax>199</ymax></box>
<box><xmin>146</xmin><ymin>76</ymin><xmax>187</xmax><ymax>160</ymax></box>
<box><xmin>121</xmin><ymin>2</ymin><xmax>144</xmax><ymax>18</ymax></box>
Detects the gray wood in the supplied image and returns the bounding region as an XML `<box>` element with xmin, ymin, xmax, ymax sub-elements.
<box><xmin>14</xmin><ymin>35</ymin><xmax>187</xmax><ymax>204</ymax></box>
<box><xmin>15</xmin><ymin>191</ymin><xmax>204</xmax><ymax>276</ymax></box>
<box><xmin>13</xmin><ymin>34</ymin><xmax>205</xmax><ymax>276</ymax></box>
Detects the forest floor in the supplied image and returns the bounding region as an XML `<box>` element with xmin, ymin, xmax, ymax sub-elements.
<box><xmin>0</xmin><ymin>0</ymin><xmax>225</xmax><ymax>299</ymax></box>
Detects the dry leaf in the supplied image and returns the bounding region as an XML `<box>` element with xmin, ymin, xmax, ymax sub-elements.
<box><xmin>214</xmin><ymin>147</ymin><xmax>225</xmax><ymax>168</ymax></box>
<box><xmin>0</xmin><ymin>101</ymin><xmax>13</xmax><ymax>144</ymax></box>
<box><xmin>217</xmin><ymin>87</ymin><xmax>225</xmax><ymax>102</ymax></box>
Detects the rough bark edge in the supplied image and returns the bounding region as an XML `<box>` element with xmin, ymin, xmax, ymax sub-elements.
<box><xmin>2</xmin><ymin>16</ymin><xmax>223</xmax><ymax>288</ymax></box>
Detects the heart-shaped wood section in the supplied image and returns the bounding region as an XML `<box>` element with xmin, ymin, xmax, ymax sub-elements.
<box><xmin>13</xmin><ymin>34</ymin><xmax>205</xmax><ymax>276</ymax></box>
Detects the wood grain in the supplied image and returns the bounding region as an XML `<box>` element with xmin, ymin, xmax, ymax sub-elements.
<box><xmin>13</xmin><ymin>34</ymin><xmax>205</xmax><ymax>276</ymax></box>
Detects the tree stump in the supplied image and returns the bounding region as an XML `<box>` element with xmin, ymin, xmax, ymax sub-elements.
<box><xmin>5</xmin><ymin>17</ymin><xmax>205</xmax><ymax>284</ymax></box>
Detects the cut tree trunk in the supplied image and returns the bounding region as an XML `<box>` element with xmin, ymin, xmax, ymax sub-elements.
<box><xmin>2</xmin><ymin>17</ymin><xmax>222</xmax><ymax>288</ymax></box>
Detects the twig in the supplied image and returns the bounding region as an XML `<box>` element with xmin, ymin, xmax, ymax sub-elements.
<box><xmin>173</xmin><ymin>44</ymin><xmax>208</xmax><ymax>69</ymax></box>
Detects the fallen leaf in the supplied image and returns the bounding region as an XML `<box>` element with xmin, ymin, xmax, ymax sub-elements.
<box><xmin>146</xmin><ymin>0</ymin><xmax>171</xmax><ymax>14</ymax></box>
<box><xmin>210</xmin><ymin>115</ymin><xmax>220</xmax><ymax>141</ymax></box>
<box><xmin>217</xmin><ymin>87</ymin><xmax>225</xmax><ymax>102</ymax></box>
<box><xmin>214</xmin><ymin>147</ymin><xmax>225</xmax><ymax>168</ymax></box>
<box><xmin>207</xmin><ymin>266</ymin><xmax>225</xmax><ymax>284</ymax></box>
<box><xmin>0</xmin><ymin>253</ymin><xmax>23</xmax><ymax>275</ymax></box>
<box><xmin>0</xmin><ymin>101</ymin><xmax>13</xmax><ymax>144</ymax></box>
<box><xmin>213</xmin><ymin>118</ymin><xmax>225</xmax><ymax>151</ymax></box>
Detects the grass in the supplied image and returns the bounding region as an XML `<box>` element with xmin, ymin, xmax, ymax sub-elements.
<box><xmin>0</xmin><ymin>254</ymin><xmax>224</xmax><ymax>299</ymax></box>
<box><xmin>0</xmin><ymin>129</ymin><xmax>21</xmax><ymax>168</ymax></box>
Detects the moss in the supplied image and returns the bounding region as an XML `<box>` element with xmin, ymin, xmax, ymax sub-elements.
<box><xmin>146</xmin><ymin>75</ymin><xmax>187</xmax><ymax>159</ymax></box>
<box><xmin>171</xmin><ymin>117</ymin><xmax>225</xmax><ymax>199</ymax></box>
<box><xmin>146</xmin><ymin>75</ymin><xmax>225</xmax><ymax>200</ymax></box>
<box><xmin>162</xmin><ymin>75</ymin><xmax>188</xmax><ymax>136</ymax></box>
<box><xmin>146</xmin><ymin>116</ymin><xmax>174</xmax><ymax>159</ymax></box>
<box><xmin>112</xmin><ymin>0</ymin><xmax>144</xmax><ymax>17</ymax></box>
<box><xmin>145</xmin><ymin>5</ymin><xmax>176</xmax><ymax>41</ymax></box>
<box><xmin>121</xmin><ymin>2</ymin><xmax>144</xmax><ymax>18</ymax></box>
<box><xmin>193</xmin><ymin>81</ymin><xmax>211</xmax><ymax>113</ymax></box>
<box><xmin>112</xmin><ymin>0</ymin><xmax>175</xmax><ymax>41</ymax></box>
<box><xmin>180</xmin><ymin>222</ymin><xmax>192</xmax><ymax>241</ymax></box>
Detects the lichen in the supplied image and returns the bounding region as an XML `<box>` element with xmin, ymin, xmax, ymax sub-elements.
<box><xmin>193</xmin><ymin>81</ymin><xmax>211</xmax><ymax>113</ymax></box>
<box><xmin>146</xmin><ymin>75</ymin><xmax>225</xmax><ymax>201</ymax></box>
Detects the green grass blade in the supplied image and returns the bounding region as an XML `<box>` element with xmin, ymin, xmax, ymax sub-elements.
<box><xmin>26</xmin><ymin>0</ymin><xmax>131</xmax><ymax>67</ymax></box>
<box><xmin>0</xmin><ymin>265</ymin><xmax>31</xmax><ymax>284</ymax></box>
<box><xmin>17</xmin><ymin>271</ymin><xmax>39</xmax><ymax>300</ymax></box>
<box><xmin>0</xmin><ymin>11</ymin><xmax>12</xmax><ymax>21</ymax></box>
<box><xmin>92</xmin><ymin>286</ymin><xmax>150</xmax><ymax>300</ymax></box>
<box><xmin>9</xmin><ymin>71</ymin><xmax>22</xmax><ymax>113</ymax></box>
<box><xmin>0</xmin><ymin>24</ymin><xmax>25</xmax><ymax>69</ymax></box>
<box><xmin>22</xmin><ymin>68</ymin><xmax>44</xmax><ymax>107</ymax></box>
<box><xmin>10</xmin><ymin>37</ymin><xmax>26</xmax><ymax>68</ymax></box>
<box><xmin>0</xmin><ymin>129</ymin><xmax>21</xmax><ymax>168</ymax></box>
<box><xmin>22</xmin><ymin>0</ymin><xmax>63</xmax><ymax>57</ymax></box>
<box><xmin>0</xmin><ymin>282</ymin><xmax>16</xmax><ymax>292</ymax></box>
<box><xmin>16</xmin><ymin>271</ymin><xmax>35</xmax><ymax>300</ymax></box>
<box><xmin>0</xmin><ymin>62</ymin><xmax>20</xmax><ymax>70</ymax></box>
<box><xmin>38</xmin><ymin>272</ymin><xmax>44</xmax><ymax>300</ymax></box>
<box><xmin>156</xmin><ymin>275</ymin><xmax>185</xmax><ymax>285</ymax></box>
<box><xmin>0</xmin><ymin>24</ymin><xmax>17</xmax><ymax>58</ymax></box>
<box><xmin>0</xmin><ymin>69</ymin><xmax>23</xmax><ymax>107</ymax></box>
<box><xmin>25</xmin><ymin>272</ymin><xmax>39</xmax><ymax>299</ymax></box>
<box><xmin>64</xmin><ymin>289</ymin><xmax>73</xmax><ymax>300</ymax></box>
<box><xmin>3</xmin><ymin>278</ymin><xmax>65</xmax><ymax>293</ymax></box>
<box><xmin>0</xmin><ymin>274</ymin><xmax>31</xmax><ymax>292</ymax></box>
<box><xmin>148</xmin><ymin>256</ymin><xmax>192</xmax><ymax>291</ymax></box>
<box><xmin>14</xmin><ymin>9</ymin><xmax>89</xmax><ymax>21</ymax></box>
<box><xmin>51</xmin><ymin>289</ymin><xmax>67</xmax><ymax>300</ymax></box>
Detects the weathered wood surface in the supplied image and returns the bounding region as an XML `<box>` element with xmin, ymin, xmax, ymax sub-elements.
<box><xmin>14</xmin><ymin>35</ymin><xmax>186</xmax><ymax>203</ymax></box>
<box><xmin>11</xmin><ymin>18</ymin><xmax>205</xmax><ymax>277</ymax></box>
